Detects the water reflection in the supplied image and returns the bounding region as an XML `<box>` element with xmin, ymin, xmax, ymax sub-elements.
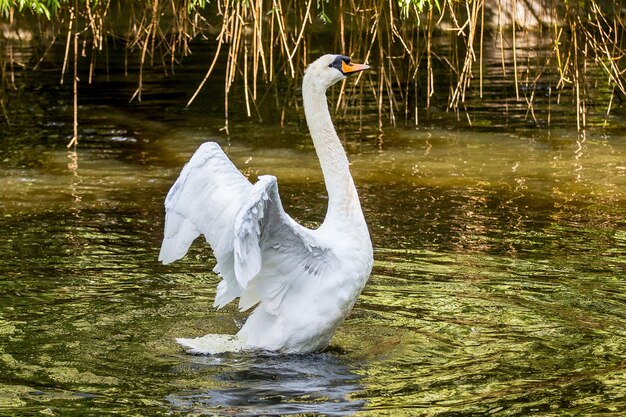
<box><xmin>167</xmin><ymin>352</ymin><xmax>364</xmax><ymax>416</ymax></box>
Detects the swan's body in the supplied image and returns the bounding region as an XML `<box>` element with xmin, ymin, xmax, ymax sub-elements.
<box><xmin>159</xmin><ymin>55</ymin><xmax>372</xmax><ymax>354</ymax></box>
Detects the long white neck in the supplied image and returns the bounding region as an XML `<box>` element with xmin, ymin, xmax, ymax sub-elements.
<box><xmin>302</xmin><ymin>75</ymin><xmax>365</xmax><ymax>229</ymax></box>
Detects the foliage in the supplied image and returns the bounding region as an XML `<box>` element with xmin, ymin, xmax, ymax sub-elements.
<box><xmin>0</xmin><ymin>0</ymin><xmax>61</xmax><ymax>19</ymax></box>
<box><xmin>398</xmin><ymin>0</ymin><xmax>440</xmax><ymax>18</ymax></box>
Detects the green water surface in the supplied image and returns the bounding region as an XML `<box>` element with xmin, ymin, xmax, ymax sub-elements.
<box><xmin>1</xmin><ymin>43</ymin><xmax>626</xmax><ymax>416</ymax></box>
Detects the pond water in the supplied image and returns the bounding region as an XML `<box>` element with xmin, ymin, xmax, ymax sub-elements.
<box><xmin>1</xmin><ymin>39</ymin><xmax>626</xmax><ymax>416</ymax></box>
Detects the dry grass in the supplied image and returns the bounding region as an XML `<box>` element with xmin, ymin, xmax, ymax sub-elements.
<box><xmin>1</xmin><ymin>0</ymin><xmax>626</xmax><ymax>145</ymax></box>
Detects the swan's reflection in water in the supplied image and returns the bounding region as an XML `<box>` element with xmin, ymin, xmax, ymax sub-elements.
<box><xmin>168</xmin><ymin>352</ymin><xmax>365</xmax><ymax>416</ymax></box>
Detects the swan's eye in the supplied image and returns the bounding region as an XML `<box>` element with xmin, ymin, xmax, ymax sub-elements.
<box><xmin>330</xmin><ymin>55</ymin><xmax>351</xmax><ymax>72</ymax></box>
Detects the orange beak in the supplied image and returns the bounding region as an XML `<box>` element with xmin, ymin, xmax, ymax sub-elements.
<box><xmin>341</xmin><ymin>61</ymin><xmax>370</xmax><ymax>75</ymax></box>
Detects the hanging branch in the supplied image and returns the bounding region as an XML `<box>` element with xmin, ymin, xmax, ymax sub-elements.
<box><xmin>3</xmin><ymin>0</ymin><xmax>626</xmax><ymax>134</ymax></box>
<box><xmin>130</xmin><ymin>0</ymin><xmax>160</xmax><ymax>102</ymax></box>
<box><xmin>67</xmin><ymin>0</ymin><xmax>79</xmax><ymax>149</ymax></box>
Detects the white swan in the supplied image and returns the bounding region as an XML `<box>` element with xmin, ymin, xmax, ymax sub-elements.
<box><xmin>159</xmin><ymin>54</ymin><xmax>373</xmax><ymax>354</ymax></box>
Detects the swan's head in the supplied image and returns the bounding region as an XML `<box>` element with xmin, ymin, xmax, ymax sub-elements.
<box><xmin>304</xmin><ymin>54</ymin><xmax>369</xmax><ymax>91</ymax></box>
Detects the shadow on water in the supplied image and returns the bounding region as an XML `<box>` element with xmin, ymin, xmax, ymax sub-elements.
<box><xmin>167</xmin><ymin>352</ymin><xmax>364</xmax><ymax>416</ymax></box>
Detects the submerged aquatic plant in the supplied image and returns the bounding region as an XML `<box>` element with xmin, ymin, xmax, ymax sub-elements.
<box><xmin>0</xmin><ymin>0</ymin><xmax>625</xmax><ymax>145</ymax></box>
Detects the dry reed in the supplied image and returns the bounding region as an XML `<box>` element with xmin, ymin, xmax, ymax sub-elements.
<box><xmin>1</xmin><ymin>0</ymin><xmax>625</xmax><ymax>146</ymax></box>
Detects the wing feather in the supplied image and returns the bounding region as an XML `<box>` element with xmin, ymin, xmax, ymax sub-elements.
<box><xmin>159</xmin><ymin>142</ymin><xmax>252</xmax><ymax>308</ymax></box>
<box><xmin>160</xmin><ymin>143</ymin><xmax>337</xmax><ymax>315</ymax></box>
<box><xmin>233</xmin><ymin>175</ymin><xmax>337</xmax><ymax>315</ymax></box>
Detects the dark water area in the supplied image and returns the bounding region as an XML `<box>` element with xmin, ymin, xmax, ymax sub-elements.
<box><xmin>1</xmin><ymin>29</ymin><xmax>626</xmax><ymax>416</ymax></box>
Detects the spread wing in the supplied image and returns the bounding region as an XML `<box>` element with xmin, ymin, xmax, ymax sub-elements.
<box><xmin>232</xmin><ymin>175</ymin><xmax>337</xmax><ymax>314</ymax></box>
<box><xmin>159</xmin><ymin>142</ymin><xmax>252</xmax><ymax>308</ymax></box>
<box><xmin>159</xmin><ymin>141</ymin><xmax>337</xmax><ymax>313</ymax></box>
<box><xmin>159</xmin><ymin>142</ymin><xmax>252</xmax><ymax>264</ymax></box>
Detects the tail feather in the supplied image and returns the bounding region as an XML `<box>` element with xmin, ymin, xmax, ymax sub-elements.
<box><xmin>176</xmin><ymin>334</ymin><xmax>246</xmax><ymax>355</ymax></box>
